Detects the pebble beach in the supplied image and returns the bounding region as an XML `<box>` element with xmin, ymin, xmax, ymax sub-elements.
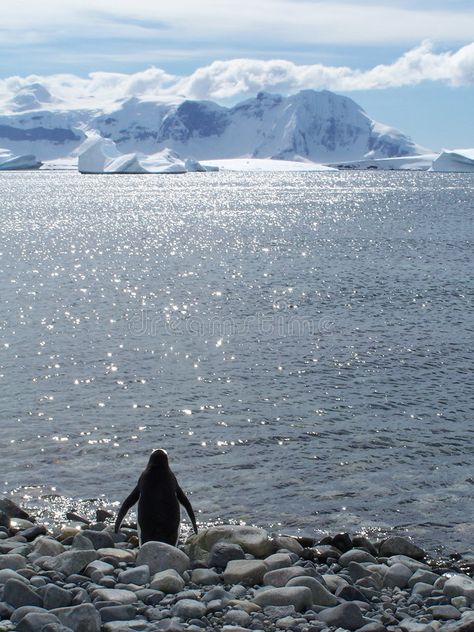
<box><xmin>0</xmin><ymin>498</ymin><xmax>473</xmax><ymax>632</ymax></box>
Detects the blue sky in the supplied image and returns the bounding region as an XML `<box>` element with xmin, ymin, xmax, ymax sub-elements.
<box><xmin>0</xmin><ymin>0</ymin><xmax>473</xmax><ymax>149</ymax></box>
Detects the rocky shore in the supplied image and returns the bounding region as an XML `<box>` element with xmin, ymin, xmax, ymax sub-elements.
<box><xmin>0</xmin><ymin>498</ymin><xmax>473</xmax><ymax>632</ymax></box>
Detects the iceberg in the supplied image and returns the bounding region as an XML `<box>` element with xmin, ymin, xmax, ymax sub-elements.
<box><xmin>78</xmin><ymin>136</ymin><xmax>217</xmax><ymax>174</ymax></box>
<box><xmin>0</xmin><ymin>149</ymin><xmax>42</xmax><ymax>170</ymax></box>
<box><xmin>430</xmin><ymin>149</ymin><xmax>474</xmax><ymax>173</ymax></box>
<box><xmin>184</xmin><ymin>158</ymin><xmax>219</xmax><ymax>172</ymax></box>
<box><xmin>328</xmin><ymin>154</ymin><xmax>437</xmax><ymax>171</ymax></box>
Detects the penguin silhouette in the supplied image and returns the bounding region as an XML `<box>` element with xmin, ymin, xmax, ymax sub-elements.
<box><xmin>114</xmin><ymin>449</ymin><xmax>198</xmax><ymax>545</ymax></box>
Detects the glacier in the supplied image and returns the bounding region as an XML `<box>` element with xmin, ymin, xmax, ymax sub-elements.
<box><xmin>77</xmin><ymin>136</ymin><xmax>218</xmax><ymax>174</ymax></box>
<box><xmin>0</xmin><ymin>89</ymin><xmax>427</xmax><ymax>164</ymax></box>
<box><xmin>430</xmin><ymin>149</ymin><xmax>474</xmax><ymax>173</ymax></box>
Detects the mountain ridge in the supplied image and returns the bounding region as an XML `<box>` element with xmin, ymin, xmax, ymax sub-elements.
<box><xmin>0</xmin><ymin>89</ymin><xmax>427</xmax><ymax>163</ymax></box>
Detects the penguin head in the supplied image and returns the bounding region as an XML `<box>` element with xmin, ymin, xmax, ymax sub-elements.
<box><xmin>148</xmin><ymin>449</ymin><xmax>169</xmax><ymax>468</ymax></box>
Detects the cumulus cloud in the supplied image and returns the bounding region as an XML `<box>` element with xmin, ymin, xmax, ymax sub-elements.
<box><xmin>0</xmin><ymin>42</ymin><xmax>473</xmax><ymax>111</ymax></box>
<box><xmin>176</xmin><ymin>42</ymin><xmax>474</xmax><ymax>99</ymax></box>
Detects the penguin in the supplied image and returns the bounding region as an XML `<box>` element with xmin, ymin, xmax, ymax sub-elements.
<box><xmin>114</xmin><ymin>449</ymin><xmax>198</xmax><ymax>545</ymax></box>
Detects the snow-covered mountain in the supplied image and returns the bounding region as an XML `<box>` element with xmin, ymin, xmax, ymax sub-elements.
<box><xmin>0</xmin><ymin>89</ymin><xmax>427</xmax><ymax>162</ymax></box>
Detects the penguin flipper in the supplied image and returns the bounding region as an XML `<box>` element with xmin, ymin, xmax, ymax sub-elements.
<box><xmin>114</xmin><ymin>485</ymin><xmax>140</xmax><ymax>533</ymax></box>
<box><xmin>177</xmin><ymin>485</ymin><xmax>198</xmax><ymax>534</ymax></box>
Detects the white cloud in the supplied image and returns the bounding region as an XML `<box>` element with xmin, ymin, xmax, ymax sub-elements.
<box><xmin>0</xmin><ymin>42</ymin><xmax>473</xmax><ymax>111</ymax></box>
<box><xmin>1</xmin><ymin>0</ymin><xmax>474</xmax><ymax>48</ymax></box>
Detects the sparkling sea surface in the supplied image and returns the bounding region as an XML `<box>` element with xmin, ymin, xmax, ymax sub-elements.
<box><xmin>0</xmin><ymin>170</ymin><xmax>473</xmax><ymax>553</ymax></box>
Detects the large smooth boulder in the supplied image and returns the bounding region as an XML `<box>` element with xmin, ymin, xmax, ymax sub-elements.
<box><xmin>187</xmin><ymin>525</ymin><xmax>274</xmax><ymax>561</ymax></box>
<box><xmin>443</xmin><ymin>575</ymin><xmax>474</xmax><ymax>605</ymax></box>
<box><xmin>136</xmin><ymin>541</ymin><xmax>190</xmax><ymax>576</ymax></box>
<box><xmin>379</xmin><ymin>536</ymin><xmax>425</xmax><ymax>560</ymax></box>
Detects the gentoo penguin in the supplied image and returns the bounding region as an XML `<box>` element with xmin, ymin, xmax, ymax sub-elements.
<box><xmin>114</xmin><ymin>449</ymin><xmax>198</xmax><ymax>545</ymax></box>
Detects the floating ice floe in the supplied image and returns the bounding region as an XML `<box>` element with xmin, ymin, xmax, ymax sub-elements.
<box><xmin>429</xmin><ymin>148</ymin><xmax>474</xmax><ymax>173</ymax></box>
<box><xmin>328</xmin><ymin>154</ymin><xmax>437</xmax><ymax>171</ymax></box>
<box><xmin>0</xmin><ymin>149</ymin><xmax>42</xmax><ymax>170</ymax></box>
<box><xmin>77</xmin><ymin>136</ymin><xmax>218</xmax><ymax>174</ymax></box>
<box><xmin>201</xmin><ymin>158</ymin><xmax>335</xmax><ymax>172</ymax></box>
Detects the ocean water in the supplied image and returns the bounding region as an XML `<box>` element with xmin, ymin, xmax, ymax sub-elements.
<box><xmin>0</xmin><ymin>170</ymin><xmax>472</xmax><ymax>552</ymax></box>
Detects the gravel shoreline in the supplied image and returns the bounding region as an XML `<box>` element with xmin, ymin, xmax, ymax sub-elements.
<box><xmin>0</xmin><ymin>498</ymin><xmax>473</xmax><ymax>632</ymax></box>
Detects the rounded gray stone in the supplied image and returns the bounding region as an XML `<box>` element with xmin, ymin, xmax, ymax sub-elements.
<box><xmin>189</xmin><ymin>525</ymin><xmax>274</xmax><ymax>558</ymax></box>
<box><xmin>287</xmin><ymin>576</ymin><xmax>338</xmax><ymax>606</ymax></box>
<box><xmin>383</xmin><ymin>563</ymin><xmax>413</xmax><ymax>589</ymax></box>
<box><xmin>190</xmin><ymin>568</ymin><xmax>219</xmax><ymax>585</ymax></box>
<box><xmin>428</xmin><ymin>605</ymin><xmax>461</xmax><ymax>620</ymax></box>
<box><xmin>44</xmin><ymin>549</ymin><xmax>98</xmax><ymax>576</ymax></box>
<box><xmin>443</xmin><ymin>575</ymin><xmax>474</xmax><ymax>604</ymax></box>
<box><xmin>151</xmin><ymin>569</ymin><xmax>185</xmax><ymax>594</ymax></box>
<box><xmin>81</xmin><ymin>529</ymin><xmax>115</xmax><ymax>550</ymax></box>
<box><xmin>42</xmin><ymin>584</ymin><xmax>73</xmax><ymax>609</ymax></box>
<box><xmin>171</xmin><ymin>598</ymin><xmax>206</xmax><ymax>619</ymax></box>
<box><xmin>317</xmin><ymin>602</ymin><xmax>366</xmax><ymax>630</ymax></box>
<box><xmin>0</xmin><ymin>568</ymin><xmax>29</xmax><ymax>585</ymax></box>
<box><xmin>253</xmin><ymin>586</ymin><xmax>312</xmax><ymax>612</ymax></box>
<box><xmin>379</xmin><ymin>537</ymin><xmax>425</xmax><ymax>560</ymax></box>
<box><xmin>0</xmin><ymin>553</ymin><xmax>27</xmax><ymax>571</ymax></box>
<box><xmin>263</xmin><ymin>566</ymin><xmax>307</xmax><ymax>587</ymax></box>
<box><xmin>223</xmin><ymin>559</ymin><xmax>267</xmax><ymax>586</ymax></box>
<box><xmin>339</xmin><ymin>549</ymin><xmax>377</xmax><ymax>567</ymax></box>
<box><xmin>16</xmin><ymin>611</ymin><xmax>62</xmax><ymax>632</ymax></box>
<box><xmin>272</xmin><ymin>536</ymin><xmax>304</xmax><ymax>556</ymax></box>
<box><xmin>136</xmin><ymin>541</ymin><xmax>190</xmax><ymax>576</ymax></box>
<box><xmin>264</xmin><ymin>553</ymin><xmax>293</xmax><ymax>571</ymax></box>
<box><xmin>208</xmin><ymin>542</ymin><xmax>245</xmax><ymax>568</ymax></box>
<box><xmin>223</xmin><ymin>609</ymin><xmax>251</xmax><ymax>626</ymax></box>
<box><xmin>10</xmin><ymin>605</ymin><xmax>48</xmax><ymax>625</ymax></box>
<box><xmin>51</xmin><ymin>603</ymin><xmax>101</xmax><ymax>632</ymax></box>
<box><xmin>91</xmin><ymin>588</ymin><xmax>137</xmax><ymax>604</ymax></box>
<box><xmin>3</xmin><ymin>578</ymin><xmax>43</xmax><ymax>608</ymax></box>
<box><xmin>118</xmin><ymin>564</ymin><xmax>150</xmax><ymax>585</ymax></box>
<box><xmin>100</xmin><ymin>604</ymin><xmax>138</xmax><ymax>622</ymax></box>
